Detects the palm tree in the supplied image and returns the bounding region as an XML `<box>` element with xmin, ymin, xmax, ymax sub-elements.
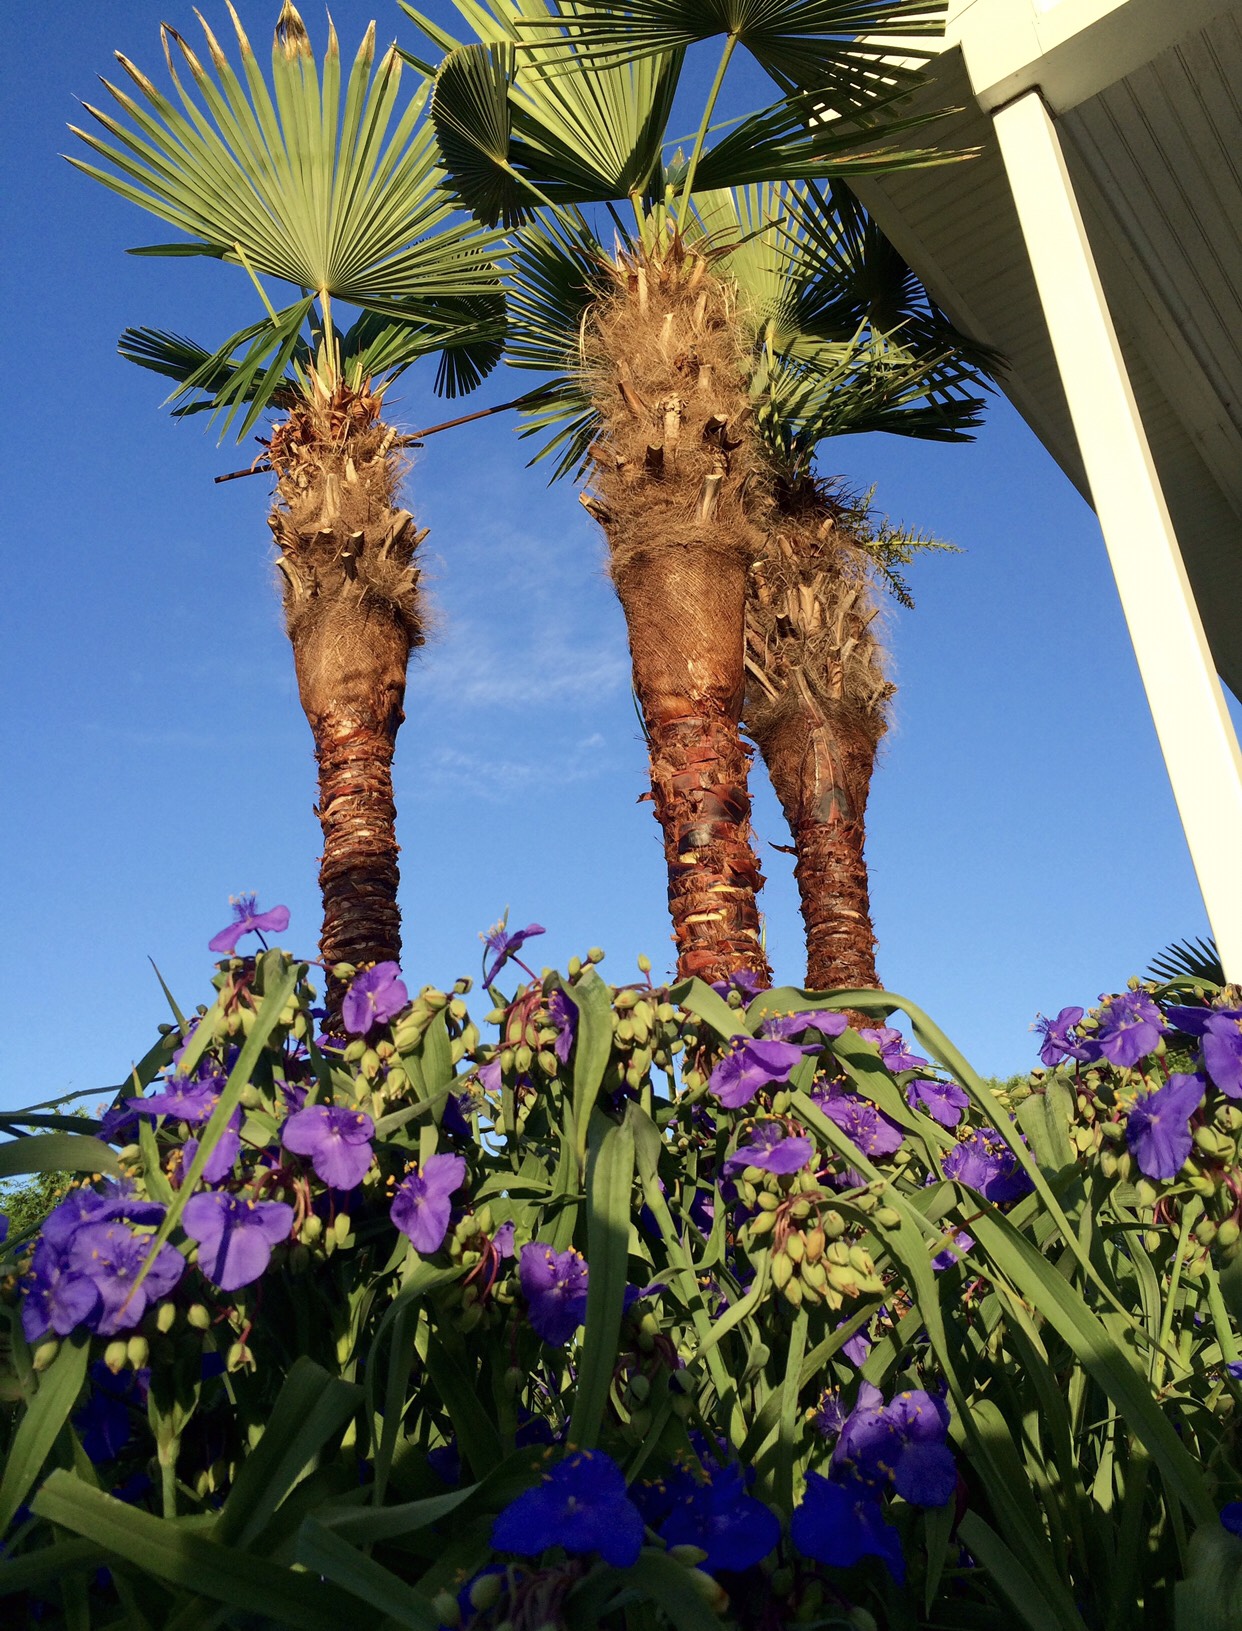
<box><xmin>697</xmin><ymin>179</ymin><xmax>986</xmax><ymax>991</ymax></box>
<box><xmin>69</xmin><ymin>3</ymin><xmax>503</xmax><ymax>1017</ymax></box>
<box><xmin>406</xmin><ymin>0</ymin><xmax>962</xmax><ymax>987</ymax></box>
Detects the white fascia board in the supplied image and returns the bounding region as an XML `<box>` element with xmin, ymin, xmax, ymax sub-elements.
<box><xmin>946</xmin><ymin>0</ymin><xmax>1239</xmax><ymax>112</ymax></box>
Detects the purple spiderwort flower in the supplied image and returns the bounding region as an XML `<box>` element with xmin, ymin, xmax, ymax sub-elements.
<box><xmin>759</xmin><ymin>1009</ymin><xmax>847</xmax><ymax>1042</ymax></box>
<box><xmin>1225</xmin><ymin>1361</ymin><xmax>1242</xmax><ymax>1381</ymax></box>
<box><xmin>282</xmin><ymin>1104</ymin><xmax>375</xmax><ymax>1191</ymax></box>
<box><xmin>906</xmin><ymin>1078</ymin><xmax>969</xmax><ymax>1128</ymax></box>
<box><xmin>75</xmin><ymin>1362</ymin><xmax>149</xmax><ymax>1464</ymax></box>
<box><xmin>341</xmin><ymin>962</ymin><xmax>408</xmax><ymax>1036</ymax></box>
<box><xmin>833</xmin><ymin>1385</ymin><xmax>956</xmax><ymax>1508</ymax></box>
<box><xmin>66</xmin><ymin>1221</ymin><xmax>185</xmax><ymax>1335</ymax></box>
<box><xmin>812</xmin><ymin>1084</ymin><xmax>904</xmax><ymax>1158</ymax></box>
<box><xmin>482</xmin><ymin>920</ymin><xmax>546</xmax><ymax>987</ymax></box>
<box><xmin>1203</xmin><ymin>1013</ymin><xmax>1242</xmax><ymax>1099</ymax></box>
<box><xmin>1034</xmin><ymin>1006</ymin><xmax>1093</xmax><ymax>1067</ymax></box>
<box><xmin>859</xmin><ymin>1026</ymin><xmax>927</xmax><ymax>1074</ymax></box>
<box><xmin>181</xmin><ymin>1110</ymin><xmax>243</xmax><ymax>1187</ymax></box>
<box><xmin>723</xmin><ymin>1123</ymin><xmax>813</xmax><ymax>1176</ymax></box>
<box><xmin>708</xmin><ymin>1038</ymin><xmax>818</xmax><ymax>1110</ymax></box>
<box><xmin>656</xmin><ymin>1460</ymin><xmax>781</xmax><ymax>1573</ymax></box>
<box><xmin>182</xmin><ymin>1193</ymin><xmax>293</xmax><ymax>1292</ymax></box>
<box><xmin>932</xmin><ymin>1227</ymin><xmax>974</xmax><ymax>1271</ymax></box>
<box><xmin>129</xmin><ymin>1070</ymin><xmax>227</xmax><ymax>1124</ymax></box>
<box><xmin>841</xmin><ymin>1326</ymin><xmax>872</xmax><ymax>1369</ymax></box>
<box><xmin>791</xmin><ymin>1472</ymin><xmax>905</xmax><ymax>1583</ymax></box>
<box><xmin>520</xmin><ymin>1243</ymin><xmax>589</xmax><ymax>1345</ymax></box>
<box><xmin>548</xmin><ymin>988</ymin><xmax>578</xmax><ymax>1065</ymax></box>
<box><xmin>1222</xmin><ymin>1503</ymin><xmax>1242</xmax><ymax>1539</ymax></box>
<box><xmin>208</xmin><ymin>895</ymin><xmax>290</xmax><ymax>956</ymax></box>
<box><xmin>390</xmin><ymin>1153</ymin><xmax>467</xmax><ymax>1253</ymax></box>
<box><xmin>1126</xmin><ymin>1072</ymin><xmax>1206</xmax><ymax>1180</ymax></box>
<box><xmin>491</xmin><ymin>1449</ymin><xmax>644</xmax><ymax>1568</ymax></box>
<box><xmin>943</xmin><ymin>1129</ymin><xmax>1033</xmax><ymax>1205</ymax></box>
<box><xmin>710</xmin><ymin>969</ymin><xmax>767</xmax><ymax>1000</ymax></box>
<box><xmin>1095</xmin><ymin>992</ymin><xmax>1165</xmax><ymax>1070</ymax></box>
<box><xmin>812</xmin><ymin>1387</ymin><xmax>849</xmax><ymax>1442</ymax></box>
<box><xmin>21</xmin><ymin>1241</ymin><xmax>102</xmax><ymax>1343</ymax></box>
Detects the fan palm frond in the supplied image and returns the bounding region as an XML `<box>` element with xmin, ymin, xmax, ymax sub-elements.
<box><xmin>1148</xmin><ymin>936</ymin><xmax>1225</xmax><ymax>986</ymax></box>
<box><xmin>70</xmin><ymin>6</ymin><xmax>504</xmax><ymax>434</ymax></box>
<box><xmin>514</xmin><ymin>0</ymin><xmax>945</xmax><ymax>107</ymax></box>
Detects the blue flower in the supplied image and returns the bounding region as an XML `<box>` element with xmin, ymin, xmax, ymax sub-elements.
<box><xmin>390</xmin><ymin>1154</ymin><xmax>467</xmax><ymax>1253</ymax></box>
<box><xmin>791</xmin><ymin>1472</ymin><xmax>906</xmax><ymax>1583</ymax></box>
<box><xmin>708</xmin><ymin>1039</ymin><xmax>818</xmax><ymax>1109</ymax></box>
<box><xmin>812</xmin><ymin>1084</ymin><xmax>903</xmax><ymax>1159</ymax></box>
<box><xmin>1034</xmin><ymin>1006</ymin><xmax>1093</xmax><ymax>1067</ymax></box>
<box><xmin>208</xmin><ymin>895</ymin><xmax>290</xmax><ymax>955</ymax></box>
<box><xmin>943</xmin><ymin>1129</ymin><xmax>1033</xmax><ymax>1205</ymax></box>
<box><xmin>1126</xmin><ymin>1073</ymin><xmax>1205</xmax><ymax>1180</ymax></box>
<box><xmin>482</xmin><ymin>919</ymin><xmax>546</xmax><ymax>986</ymax></box>
<box><xmin>519</xmin><ymin>1243</ymin><xmax>589</xmax><ymax>1345</ymax></box>
<box><xmin>1095</xmin><ymin>992</ymin><xmax>1165</xmax><ymax>1070</ymax></box>
<box><xmin>723</xmin><ymin>1123</ymin><xmax>813</xmax><ymax>1176</ymax></box>
<box><xmin>182</xmin><ymin>1193</ymin><xmax>293</xmax><ymax>1291</ymax></box>
<box><xmin>341</xmin><ymin>963</ymin><xmax>408</xmax><ymax>1035</ymax></box>
<box><xmin>282</xmin><ymin>1104</ymin><xmax>375</xmax><ymax>1191</ymax></box>
<box><xmin>858</xmin><ymin>1026</ymin><xmax>927</xmax><ymax>1073</ymax></box>
<box><xmin>1203</xmin><ymin>1013</ymin><xmax>1242</xmax><ymax>1100</ymax></box>
<box><xmin>758</xmin><ymin>1009</ymin><xmax>846</xmax><ymax>1042</ymax></box>
<box><xmin>906</xmin><ymin>1078</ymin><xmax>968</xmax><ymax>1128</ymax></box>
<box><xmin>656</xmin><ymin>1460</ymin><xmax>780</xmax><ymax>1573</ymax></box>
<box><xmin>74</xmin><ymin>1361</ymin><xmax>148</xmax><ymax>1464</ymax></box>
<box><xmin>491</xmin><ymin>1450</ymin><xmax>644</xmax><ymax>1568</ymax></box>
<box><xmin>833</xmin><ymin>1385</ymin><xmax>956</xmax><ymax>1507</ymax></box>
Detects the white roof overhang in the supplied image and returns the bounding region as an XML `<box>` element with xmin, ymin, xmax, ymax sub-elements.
<box><xmin>851</xmin><ymin>0</ymin><xmax>1242</xmax><ymax>700</ymax></box>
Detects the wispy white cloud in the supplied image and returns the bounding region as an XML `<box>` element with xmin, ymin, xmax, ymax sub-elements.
<box><xmin>415</xmin><ymin>732</ymin><xmax>610</xmax><ymax>802</ymax></box>
<box><xmin>412</xmin><ymin>622</ymin><xmax>628</xmax><ymax>710</ymax></box>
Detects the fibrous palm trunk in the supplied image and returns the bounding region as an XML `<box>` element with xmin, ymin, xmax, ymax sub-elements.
<box><xmin>745</xmin><ymin>482</ymin><xmax>891</xmax><ymax>991</ymax></box>
<box><xmin>583</xmin><ymin>245</ymin><xmax>771</xmax><ymax>986</ymax></box>
<box><xmin>266</xmin><ymin>374</ymin><xmax>424</xmax><ymax>1017</ymax></box>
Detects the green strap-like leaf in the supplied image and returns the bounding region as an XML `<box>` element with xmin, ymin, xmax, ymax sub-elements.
<box><xmin>0</xmin><ymin>1335</ymin><xmax>89</xmax><ymax>1536</ymax></box>
<box><xmin>31</xmin><ymin>1472</ymin><xmax>358</xmax><ymax>1629</ymax></box>
<box><xmin>212</xmin><ymin>1357</ymin><xmax>362</xmax><ymax>1549</ymax></box>
<box><xmin>0</xmin><ymin>1132</ymin><xmax>121</xmax><ymax>1181</ymax></box>
<box><xmin>293</xmin><ymin>1520</ymin><xmax>443</xmax><ymax>1630</ymax></box>
<box><xmin>568</xmin><ymin>1106</ymin><xmax>637</xmax><ymax>1447</ymax></box>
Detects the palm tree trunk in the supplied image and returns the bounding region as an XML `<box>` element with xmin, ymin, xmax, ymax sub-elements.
<box><xmin>584</xmin><ymin>246</ymin><xmax>770</xmax><ymax>986</ymax></box>
<box><xmin>753</xmin><ymin>675</ymin><xmax>880</xmax><ymax>990</ymax></box>
<box><xmin>266</xmin><ymin>376</ymin><xmax>424</xmax><ymax>1017</ymax></box>
<box><xmin>745</xmin><ymin>489</ymin><xmax>891</xmax><ymax>992</ymax></box>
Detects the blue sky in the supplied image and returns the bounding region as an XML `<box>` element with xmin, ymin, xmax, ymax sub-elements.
<box><xmin>2</xmin><ymin>1</ymin><xmax>1234</xmax><ymax>1112</ymax></box>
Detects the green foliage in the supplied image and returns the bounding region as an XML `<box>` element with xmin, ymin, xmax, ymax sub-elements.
<box><xmin>70</xmin><ymin>8</ymin><xmax>506</xmax><ymax>436</ymax></box>
<box><xmin>0</xmin><ymin>943</ymin><xmax>1238</xmax><ymax>1628</ymax></box>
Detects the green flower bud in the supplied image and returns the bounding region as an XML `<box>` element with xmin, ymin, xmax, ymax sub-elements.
<box><xmin>514</xmin><ymin>1044</ymin><xmax>534</xmax><ymax>1074</ymax></box>
<box><xmin>469</xmin><ymin>1572</ymin><xmax>504</xmax><ymax>1613</ymax></box>
<box><xmin>155</xmin><ymin>1302</ymin><xmax>177</xmax><ymax>1335</ymax></box>
<box><xmin>32</xmin><ymin>1339</ymin><xmax>60</xmax><ymax>1373</ymax></box>
<box><xmin>771</xmin><ymin>1253</ymin><xmax>794</xmax><ymax>1290</ymax></box>
<box><xmin>1217</xmin><ymin>1218</ymin><xmax>1241</xmax><ymax>1250</ymax></box>
<box><xmin>801</xmin><ymin>1260</ymin><xmax>828</xmax><ymax>1292</ymax></box>
<box><xmin>432</xmin><ymin>1592</ymin><xmax>461</xmax><ymax>1628</ymax></box>
<box><xmin>637</xmin><ymin>953</ymin><xmax>652</xmax><ymax>975</ymax></box>
<box><xmin>1196</xmin><ymin>1218</ymin><xmax>1219</xmax><ymax>1247</ymax></box>
<box><xmin>629</xmin><ymin>1406</ymin><xmax>652</xmax><ymax>1437</ymax></box>
<box><xmin>824</xmin><ymin>1211</ymin><xmax>846</xmax><ymax>1239</ymax></box>
<box><xmin>587</xmin><ymin>948</ymin><xmax>605</xmax><ymax>964</ymax></box>
<box><xmin>227</xmin><ymin>1341</ymin><xmax>253</xmax><ymax>1373</ymax></box>
<box><xmin>783</xmin><ymin>1276</ymin><xmax>803</xmax><ymax>1309</ymax></box>
<box><xmin>567</xmin><ymin>956</ymin><xmax>583</xmax><ymax>978</ymax></box>
<box><xmin>629</xmin><ymin>1372</ymin><xmax>651</xmax><ymax>1404</ymax></box>
<box><xmin>1135</xmin><ymin>1179</ymin><xmax>1160</xmax><ymax>1207</ymax></box>
<box><xmin>126</xmin><ymin>1336</ymin><xmax>150</xmax><ymax>1369</ymax></box>
<box><xmin>537</xmin><ymin>1050</ymin><xmax>559</xmax><ymax>1076</ymax></box>
<box><xmin>360</xmin><ymin>1048</ymin><xmax>381</xmax><ymax>1080</ymax></box>
<box><xmin>784</xmin><ymin>1232</ymin><xmax>805</xmax><ymax>1264</ymax></box>
<box><xmin>458</xmin><ymin>1303</ymin><xmax>484</xmax><ymax>1335</ymax></box>
<box><xmin>343</xmin><ymin>1039</ymin><xmax>366</xmax><ymax>1064</ymax></box>
<box><xmin>332</xmin><ymin>1213</ymin><xmax>352</xmax><ymax>1244</ymax></box>
<box><xmin>748</xmin><ymin>1210</ymin><xmax>777</xmax><ymax>1239</ymax></box>
<box><xmin>187</xmin><ymin>1304</ymin><xmax>211</xmax><ymax>1331</ymax></box>
<box><xmin>103</xmin><ymin>1340</ymin><xmax>129</xmax><ymax>1375</ymax></box>
<box><xmin>755</xmin><ymin>1192</ymin><xmax>779</xmax><ymax>1212</ymax></box>
<box><xmin>875</xmin><ymin>1206</ymin><xmax>902</xmax><ymax>1229</ymax></box>
<box><xmin>804</xmin><ymin>1226</ymin><xmax>825</xmax><ymax>1263</ymax></box>
<box><xmin>788</xmin><ymin>1197</ymin><xmax>812</xmax><ymax>1220</ymax></box>
<box><xmin>668</xmin><ymin>1544</ymin><xmax>708</xmax><ymax>1567</ymax></box>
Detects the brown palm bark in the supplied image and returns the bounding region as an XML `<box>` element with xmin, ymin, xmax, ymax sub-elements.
<box><xmin>582</xmin><ymin>244</ymin><xmax>771</xmax><ymax>986</ymax></box>
<box><xmin>745</xmin><ymin>481</ymin><xmax>892</xmax><ymax>991</ymax></box>
<box><xmin>266</xmin><ymin>373</ymin><xmax>424</xmax><ymax>1017</ymax></box>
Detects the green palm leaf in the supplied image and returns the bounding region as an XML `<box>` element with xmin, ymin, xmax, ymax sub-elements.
<box><xmin>69</xmin><ymin>6</ymin><xmax>504</xmax><ymax>433</ymax></box>
<box><xmin>514</xmin><ymin>0</ymin><xmax>945</xmax><ymax>99</ymax></box>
